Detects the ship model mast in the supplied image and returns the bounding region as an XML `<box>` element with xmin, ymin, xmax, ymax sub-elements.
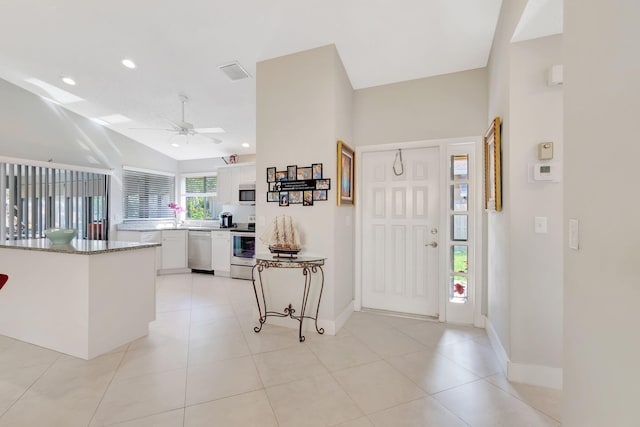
<box><xmin>260</xmin><ymin>215</ymin><xmax>301</xmax><ymax>257</ymax></box>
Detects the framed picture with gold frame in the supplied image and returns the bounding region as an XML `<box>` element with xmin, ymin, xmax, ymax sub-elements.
<box><xmin>337</xmin><ymin>140</ymin><xmax>355</xmax><ymax>205</ymax></box>
<box><xmin>484</xmin><ymin>117</ymin><xmax>502</xmax><ymax>212</ymax></box>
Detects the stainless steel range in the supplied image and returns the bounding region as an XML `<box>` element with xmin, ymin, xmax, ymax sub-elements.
<box><xmin>230</xmin><ymin>230</ymin><xmax>255</xmax><ymax>280</ymax></box>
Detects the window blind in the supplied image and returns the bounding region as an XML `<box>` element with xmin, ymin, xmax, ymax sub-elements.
<box><xmin>0</xmin><ymin>161</ymin><xmax>109</xmax><ymax>241</ymax></box>
<box><xmin>123</xmin><ymin>168</ymin><xmax>175</xmax><ymax>220</ymax></box>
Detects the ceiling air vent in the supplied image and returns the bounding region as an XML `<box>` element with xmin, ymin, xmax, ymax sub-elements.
<box><xmin>218</xmin><ymin>61</ymin><xmax>251</xmax><ymax>81</ymax></box>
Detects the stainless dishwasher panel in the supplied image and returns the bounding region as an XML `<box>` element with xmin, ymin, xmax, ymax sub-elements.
<box><xmin>188</xmin><ymin>231</ymin><xmax>213</xmax><ymax>271</ymax></box>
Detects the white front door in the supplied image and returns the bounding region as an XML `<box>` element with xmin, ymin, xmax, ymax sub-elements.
<box><xmin>361</xmin><ymin>147</ymin><xmax>440</xmax><ymax>316</ymax></box>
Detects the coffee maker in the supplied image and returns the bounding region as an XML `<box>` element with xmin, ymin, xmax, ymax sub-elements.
<box><xmin>219</xmin><ymin>212</ymin><xmax>233</xmax><ymax>228</ymax></box>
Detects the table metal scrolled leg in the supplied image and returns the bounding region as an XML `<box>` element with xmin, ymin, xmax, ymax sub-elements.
<box><xmin>252</xmin><ymin>263</ymin><xmax>267</xmax><ymax>333</ymax></box>
<box><xmin>313</xmin><ymin>265</ymin><xmax>325</xmax><ymax>335</ymax></box>
<box><xmin>297</xmin><ymin>266</ymin><xmax>314</xmax><ymax>342</ymax></box>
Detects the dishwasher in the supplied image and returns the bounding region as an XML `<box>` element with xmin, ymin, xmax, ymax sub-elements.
<box><xmin>188</xmin><ymin>231</ymin><xmax>213</xmax><ymax>272</ymax></box>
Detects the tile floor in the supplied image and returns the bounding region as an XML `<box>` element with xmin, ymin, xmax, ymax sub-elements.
<box><xmin>0</xmin><ymin>273</ymin><xmax>562</xmax><ymax>426</ymax></box>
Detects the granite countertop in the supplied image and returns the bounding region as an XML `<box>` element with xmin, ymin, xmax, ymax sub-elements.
<box><xmin>0</xmin><ymin>239</ymin><xmax>161</xmax><ymax>255</ymax></box>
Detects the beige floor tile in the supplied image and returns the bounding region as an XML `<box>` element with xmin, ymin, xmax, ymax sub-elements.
<box><xmin>433</xmin><ymin>380</ymin><xmax>560</xmax><ymax>427</ymax></box>
<box><xmin>343</xmin><ymin>312</ymin><xmax>391</xmax><ymax>333</ymax></box>
<box><xmin>435</xmin><ymin>338</ymin><xmax>503</xmax><ymax>377</ymax></box>
<box><xmin>386</xmin><ymin>350</ymin><xmax>479</xmax><ymax>394</ymax></box>
<box><xmin>376</xmin><ymin>313</ymin><xmax>434</xmax><ymax>329</ymax></box>
<box><xmin>0</xmin><ymin>336</ymin><xmax>16</xmax><ymax>353</ymax></box>
<box><xmin>332</xmin><ymin>360</ymin><xmax>426</xmax><ymax>414</ymax></box>
<box><xmin>351</xmin><ymin>324</ymin><xmax>428</xmax><ymax>358</ymax></box>
<box><xmin>0</xmin><ymin>363</ymin><xmax>51</xmax><ymax>416</ymax></box>
<box><xmin>184</xmin><ymin>390</ymin><xmax>277</xmax><ymax>427</ymax></box>
<box><xmin>190</xmin><ymin>303</ymin><xmax>236</xmax><ymax>324</ymax></box>
<box><xmin>113</xmin><ymin>344</ymin><xmax>188</xmax><ymax>381</ymax></box>
<box><xmin>108</xmin><ymin>409</ymin><xmax>184</xmax><ymax>427</ymax></box>
<box><xmin>188</xmin><ymin>316</ymin><xmax>242</xmax><ymax>340</ymax></box>
<box><xmin>191</xmin><ymin>280</ymin><xmax>231</xmax><ymax>306</ymax></box>
<box><xmin>156</xmin><ymin>278</ymin><xmax>193</xmax><ymax>312</ymax></box>
<box><xmin>1</xmin><ymin>352</ymin><xmax>123</xmax><ymax>427</ymax></box>
<box><xmin>243</xmin><ymin>325</ymin><xmax>302</xmax><ymax>354</ymax></box>
<box><xmin>307</xmin><ymin>335</ymin><xmax>380</xmax><ymax>372</ymax></box>
<box><xmin>333</xmin><ymin>417</ymin><xmax>375</xmax><ymax>427</ymax></box>
<box><xmin>188</xmin><ymin>333</ymin><xmax>251</xmax><ymax>366</ymax></box>
<box><xmin>397</xmin><ymin>321</ymin><xmax>487</xmax><ymax>348</ymax></box>
<box><xmin>253</xmin><ymin>344</ymin><xmax>327</xmax><ymax>387</ymax></box>
<box><xmin>91</xmin><ymin>368</ymin><xmax>186</xmax><ymax>426</ymax></box>
<box><xmin>0</xmin><ymin>340</ymin><xmax>60</xmax><ymax>369</ymax></box>
<box><xmin>185</xmin><ymin>355</ymin><xmax>263</xmax><ymax>406</ymax></box>
<box><xmin>485</xmin><ymin>373</ymin><xmax>562</xmax><ymax>422</ymax></box>
<box><xmin>368</xmin><ymin>396</ymin><xmax>468</xmax><ymax>427</ymax></box>
<box><xmin>266</xmin><ymin>373</ymin><xmax>363</xmax><ymax>427</ymax></box>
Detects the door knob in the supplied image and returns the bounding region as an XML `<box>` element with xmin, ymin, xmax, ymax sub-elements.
<box><xmin>426</xmin><ymin>241</ymin><xmax>438</xmax><ymax>248</ymax></box>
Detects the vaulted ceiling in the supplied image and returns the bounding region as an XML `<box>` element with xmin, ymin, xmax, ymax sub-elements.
<box><xmin>0</xmin><ymin>0</ymin><xmax>510</xmax><ymax>160</ymax></box>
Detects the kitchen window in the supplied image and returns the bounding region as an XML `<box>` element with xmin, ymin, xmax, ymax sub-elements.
<box><xmin>183</xmin><ymin>175</ymin><xmax>219</xmax><ymax>220</ymax></box>
<box><xmin>122</xmin><ymin>167</ymin><xmax>175</xmax><ymax>220</ymax></box>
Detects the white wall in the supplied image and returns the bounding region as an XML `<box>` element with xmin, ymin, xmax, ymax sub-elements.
<box><xmin>509</xmin><ymin>35</ymin><xmax>563</xmax><ymax>374</ymax></box>
<box><xmin>256</xmin><ymin>45</ymin><xmax>354</xmax><ymax>331</ymax></box>
<box><xmin>0</xmin><ymin>77</ymin><xmax>178</xmax><ymax>231</ymax></box>
<box><xmin>564</xmin><ymin>1</ymin><xmax>640</xmax><ymax>425</ymax></box>
<box><xmin>353</xmin><ymin>68</ymin><xmax>488</xmax><ymax>147</ymax></box>
<box><xmin>486</xmin><ymin>0</ymin><xmax>564</xmax><ymax>388</ymax></box>
<box><xmin>486</xmin><ymin>0</ymin><xmax>527</xmax><ymax>362</ymax></box>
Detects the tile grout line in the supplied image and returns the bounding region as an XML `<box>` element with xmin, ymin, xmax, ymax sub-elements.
<box><xmin>85</xmin><ymin>346</ymin><xmax>129</xmax><ymax>427</ymax></box>
<box><xmin>0</xmin><ymin>351</ymin><xmax>61</xmax><ymax>420</ymax></box>
<box><xmin>482</xmin><ymin>378</ymin><xmax>563</xmax><ymax>424</ymax></box>
<box><xmin>182</xmin><ymin>273</ymin><xmax>195</xmax><ymax>427</ymax></box>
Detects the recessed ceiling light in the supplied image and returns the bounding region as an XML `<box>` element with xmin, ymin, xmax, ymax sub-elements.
<box><xmin>122</xmin><ymin>59</ymin><xmax>136</xmax><ymax>69</ymax></box>
<box><xmin>61</xmin><ymin>76</ymin><xmax>76</xmax><ymax>86</ymax></box>
<box><xmin>25</xmin><ymin>78</ymin><xmax>84</xmax><ymax>104</ymax></box>
<box><xmin>171</xmin><ymin>143</ymin><xmax>180</xmax><ymax>147</ymax></box>
<box><xmin>196</xmin><ymin>127</ymin><xmax>225</xmax><ymax>134</ymax></box>
<box><xmin>242</xmin><ymin>143</ymin><xmax>250</xmax><ymax>148</ymax></box>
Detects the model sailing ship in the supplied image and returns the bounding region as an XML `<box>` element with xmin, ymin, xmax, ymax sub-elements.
<box><xmin>260</xmin><ymin>215</ymin><xmax>301</xmax><ymax>257</ymax></box>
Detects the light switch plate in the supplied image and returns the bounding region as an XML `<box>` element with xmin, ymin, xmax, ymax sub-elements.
<box><xmin>569</xmin><ymin>219</ymin><xmax>579</xmax><ymax>250</ymax></box>
<box><xmin>535</xmin><ymin>217</ymin><xmax>548</xmax><ymax>234</ymax></box>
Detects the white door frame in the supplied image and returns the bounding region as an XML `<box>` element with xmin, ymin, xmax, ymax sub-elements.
<box><xmin>354</xmin><ymin>136</ymin><xmax>484</xmax><ymax>326</ymax></box>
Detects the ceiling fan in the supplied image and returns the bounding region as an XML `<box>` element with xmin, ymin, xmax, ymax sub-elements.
<box><xmin>131</xmin><ymin>94</ymin><xmax>223</xmax><ymax>144</ymax></box>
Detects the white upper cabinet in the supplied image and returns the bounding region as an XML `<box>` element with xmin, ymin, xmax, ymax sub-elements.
<box><xmin>216</xmin><ymin>164</ymin><xmax>256</xmax><ymax>204</ymax></box>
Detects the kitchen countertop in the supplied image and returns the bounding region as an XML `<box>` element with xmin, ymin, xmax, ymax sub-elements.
<box><xmin>0</xmin><ymin>239</ymin><xmax>160</xmax><ymax>255</ymax></box>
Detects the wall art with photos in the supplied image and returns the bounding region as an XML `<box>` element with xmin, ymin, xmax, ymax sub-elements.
<box><xmin>337</xmin><ymin>140</ymin><xmax>355</xmax><ymax>205</ymax></box>
<box><xmin>266</xmin><ymin>163</ymin><xmax>330</xmax><ymax>207</ymax></box>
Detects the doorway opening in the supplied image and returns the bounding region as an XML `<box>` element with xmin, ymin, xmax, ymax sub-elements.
<box><xmin>354</xmin><ymin>137</ymin><xmax>483</xmax><ymax>325</ymax></box>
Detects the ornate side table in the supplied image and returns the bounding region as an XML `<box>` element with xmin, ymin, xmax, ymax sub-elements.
<box><xmin>251</xmin><ymin>254</ymin><xmax>326</xmax><ymax>342</ymax></box>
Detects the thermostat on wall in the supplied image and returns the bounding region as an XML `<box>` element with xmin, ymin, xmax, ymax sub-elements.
<box><xmin>534</xmin><ymin>163</ymin><xmax>556</xmax><ymax>181</ymax></box>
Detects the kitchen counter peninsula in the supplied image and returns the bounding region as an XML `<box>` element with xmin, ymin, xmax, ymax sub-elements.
<box><xmin>0</xmin><ymin>239</ymin><xmax>159</xmax><ymax>360</ymax></box>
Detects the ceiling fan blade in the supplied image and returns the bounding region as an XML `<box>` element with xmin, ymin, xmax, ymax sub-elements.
<box><xmin>194</xmin><ymin>127</ymin><xmax>225</xmax><ymax>134</ymax></box>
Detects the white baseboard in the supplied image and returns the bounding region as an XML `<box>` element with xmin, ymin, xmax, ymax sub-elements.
<box><xmin>508</xmin><ymin>362</ymin><xmax>563</xmax><ymax>390</ymax></box>
<box><xmin>333</xmin><ymin>300</ymin><xmax>355</xmax><ymax>333</ymax></box>
<box><xmin>486</xmin><ymin>318</ymin><xmax>563</xmax><ymax>390</ymax></box>
<box><xmin>485</xmin><ymin>318</ymin><xmax>509</xmax><ymax>374</ymax></box>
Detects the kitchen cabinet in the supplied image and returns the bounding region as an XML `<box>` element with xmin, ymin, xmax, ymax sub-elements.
<box><xmin>161</xmin><ymin>230</ymin><xmax>188</xmax><ymax>270</ymax></box>
<box><xmin>216</xmin><ymin>163</ymin><xmax>256</xmax><ymax>204</ymax></box>
<box><xmin>211</xmin><ymin>231</ymin><xmax>231</xmax><ymax>275</ymax></box>
<box><xmin>117</xmin><ymin>230</ymin><xmax>162</xmax><ymax>269</ymax></box>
